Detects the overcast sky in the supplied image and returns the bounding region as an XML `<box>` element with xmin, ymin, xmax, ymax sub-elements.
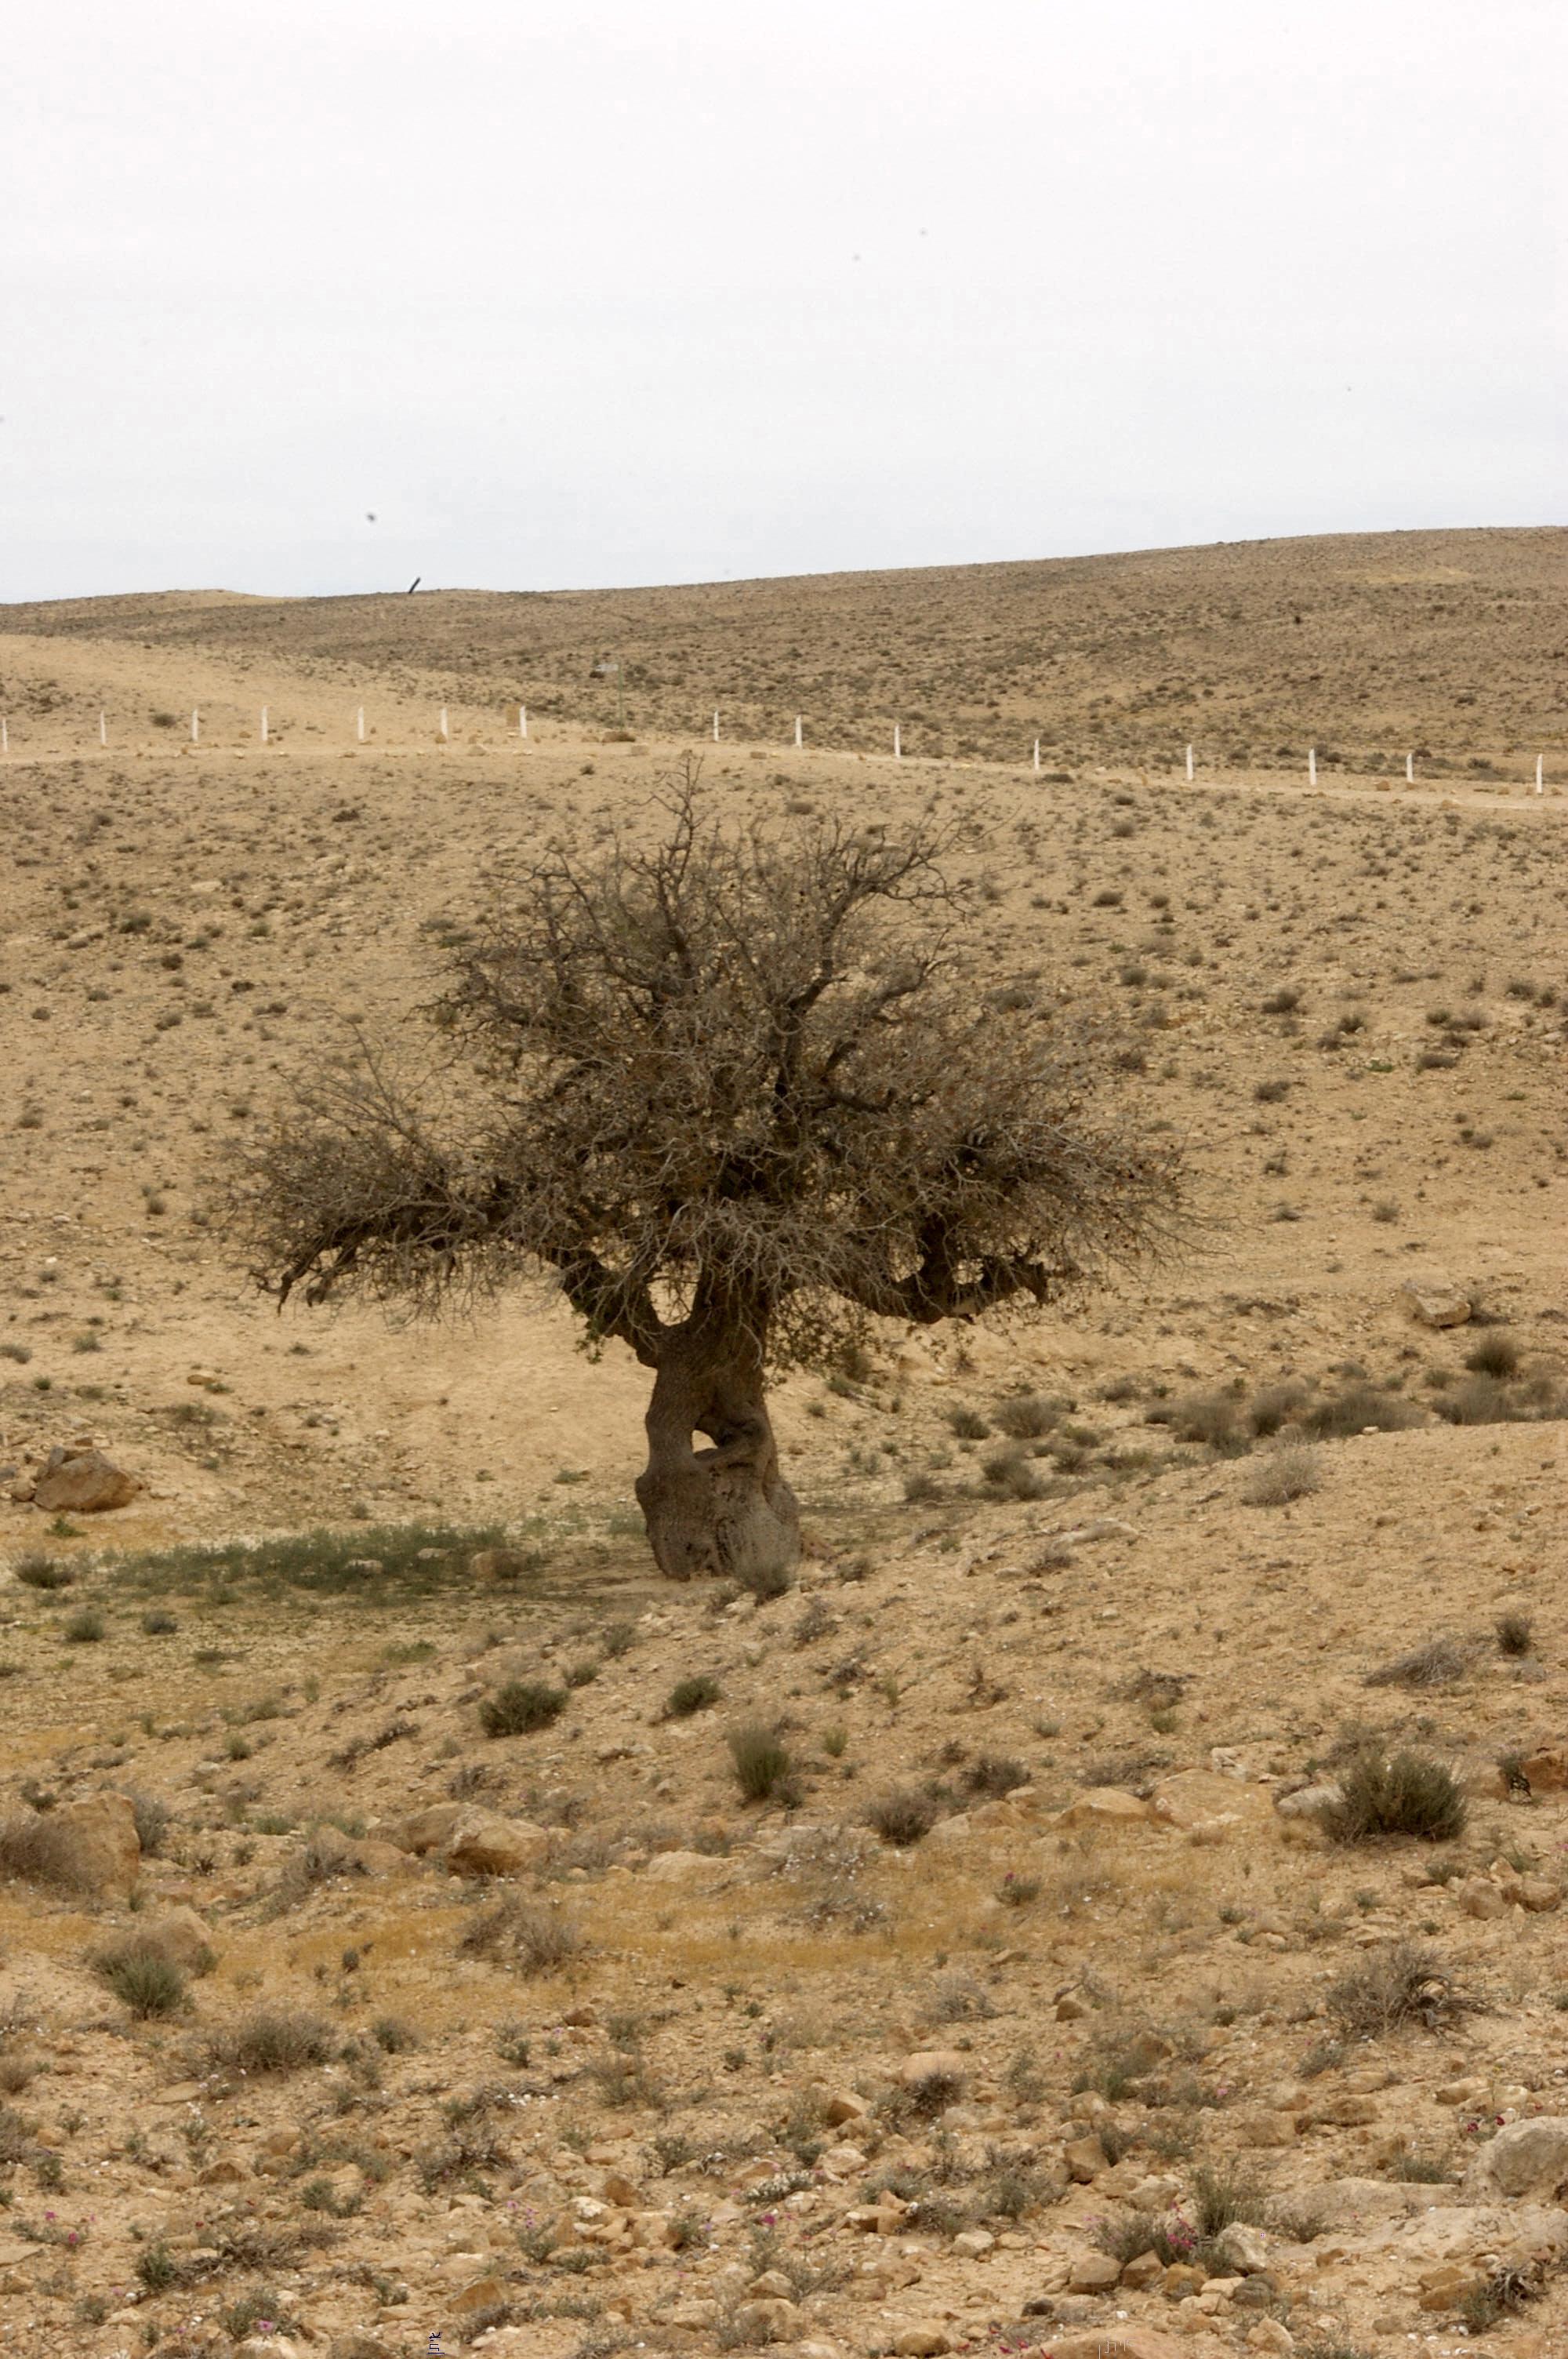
<box><xmin>2</xmin><ymin>0</ymin><xmax>1561</xmax><ymax>602</ymax></box>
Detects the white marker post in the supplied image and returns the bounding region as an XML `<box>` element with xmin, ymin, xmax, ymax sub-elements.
<box><xmin>519</xmin><ymin>704</ymin><xmax>528</xmax><ymax>740</ymax></box>
<box><xmin>1033</xmin><ymin>739</ymin><xmax>1040</xmax><ymax>773</ymax></box>
<box><xmin>1308</xmin><ymin>747</ymin><xmax>1317</xmax><ymax>787</ymax></box>
<box><xmin>712</xmin><ymin>710</ymin><xmax>720</xmax><ymax>743</ymax></box>
<box><xmin>1537</xmin><ymin>754</ymin><xmax>1544</xmax><ymax>794</ymax></box>
<box><xmin>893</xmin><ymin>724</ymin><xmax>902</xmax><ymax>761</ymax></box>
<box><xmin>1185</xmin><ymin>743</ymin><xmax>1194</xmax><ymax>782</ymax></box>
<box><xmin>191</xmin><ymin>709</ymin><xmax>200</xmax><ymax>743</ymax></box>
<box><xmin>356</xmin><ymin>706</ymin><xmax>366</xmax><ymax>743</ymax></box>
<box><xmin>260</xmin><ymin>707</ymin><xmax>269</xmax><ymax>743</ymax></box>
<box><xmin>794</xmin><ymin>715</ymin><xmax>803</xmax><ymax>750</ymax></box>
<box><xmin>99</xmin><ymin>712</ymin><xmax>107</xmax><ymax>747</ymax></box>
<box><xmin>439</xmin><ymin>706</ymin><xmax>449</xmax><ymax>741</ymax></box>
<box><xmin>1406</xmin><ymin>751</ymin><xmax>1414</xmax><ymax>783</ymax></box>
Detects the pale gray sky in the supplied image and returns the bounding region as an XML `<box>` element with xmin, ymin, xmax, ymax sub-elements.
<box><xmin>2</xmin><ymin>0</ymin><xmax>1561</xmax><ymax>601</ymax></box>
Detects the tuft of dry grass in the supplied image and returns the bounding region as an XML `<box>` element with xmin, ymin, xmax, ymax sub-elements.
<box><xmin>1327</xmin><ymin>1939</ymin><xmax>1472</xmax><ymax>2035</ymax></box>
<box><xmin>1242</xmin><ymin>1442</ymin><xmax>1323</xmax><ymax>1506</ymax></box>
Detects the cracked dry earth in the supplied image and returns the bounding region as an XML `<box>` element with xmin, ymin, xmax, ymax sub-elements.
<box><xmin>0</xmin><ymin>577</ymin><xmax>1566</xmax><ymax>2359</ymax></box>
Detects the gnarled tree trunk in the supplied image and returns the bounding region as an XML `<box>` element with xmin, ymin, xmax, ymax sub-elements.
<box><xmin>633</xmin><ymin>1304</ymin><xmax>800</xmax><ymax>1584</ymax></box>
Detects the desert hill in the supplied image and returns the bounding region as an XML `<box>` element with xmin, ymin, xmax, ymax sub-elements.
<box><xmin>4</xmin><ymin>524</ymin><xmax>1564</xmax><ymax>776</ymax></box>
<box><xmin>0</xmin><ymin>533</ymin><xmax>1566</xmax><ymax>2358</ymax></box>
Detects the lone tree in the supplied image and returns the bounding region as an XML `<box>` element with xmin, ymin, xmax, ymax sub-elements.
<box><xmin>234</xmin><ymin>773</ymin><xmax>1179</xmax><ymax>1584</ymax></box>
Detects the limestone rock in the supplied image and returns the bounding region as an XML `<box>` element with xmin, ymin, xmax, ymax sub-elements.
<box><xmin>1275</xmin><ymin>1781</ymin><xmax>1343</xmax><ymax>1819</ymax></box>
<box><xmin>1067</xmin><ymin>2249</ymin><xmax>1121</xmax><ymax>2292</ymax></box>
<box><xmin>442</xmin><ymin>1810</ymin><xmax>550</xmax><ymax>1877</ymax></box>
<box><xmin>1049</xmin><ymin>2330</ymin><xmax>1188</xmax><ymax>2359</ymax></box>
<box><xmin>1213</xmin><ymin>2221</ymin><xmax>1271</xmax><ymax>2274</ymax></box>
<box><xmin>1457</xmin><ymin>1877</ymin><xmax>1508</xmax><ymax>1920</ymax></box>
<box><xmin>733</xmin><ymin>2293</ymin><xmax>801</xmax><ymax>2342</ymax></box>
<box><xmin>1232</xmin><ymin>2107</ymin><xmax>1298</xmax><ymax>2147</ymax></box>
<box><xmin>452</xmin><ymin>2271</ymin><xmax>507</xmax><ymax>2315</ymax></box>
<box><xmin>953</xmin><ymin>2227</ymin><xmax>994</xmax><ymax>2257</ymax></box>
<box><xmin>1245</xmin><ymin>2324</ymin><xmax>1295</xmax><ymax>2355</ymax></box>
<box><xmin>1463</xmin><ymin>2116</ymin><xmax>1568</xmax><ymax>2199</ymax></box>
<box><xmin>891</xmin><ymin>2327</ymin><xmax>953</xmax><ymax>2357</ymax></box>
<box><xmin>644</xmin><ymin>1847</ymin><xmax>724</xmax><ymax>1881</ymax></box>
<box><xmin>898</xmin><ymin>2048</ymin><xmax>967</xmax><ymax>2091</ymax></box>
<box><xmin>1056</xmin><ymin>1787</ymin><xmax>1152</xmax><ymax>1827</ymax></box>
<box><xmin>140</xmin><ymin>1904</ymin><xmax>216</xmax><ymax>1973</ymax></box>
<box><xmin>51</xmin><ymin>1791</ymin><xmax>140</xmax><ymax>1894</ymax></box>
<box><xmin>31</xmin><ymin>1445</ymin><xmax>140</xmax><ymax>1513</ymax></box>
<box><xmin>1399</xmin><ymin>1278</ymin><xmax>1471</xmax><ymax>1327</ymax></box>
<box><xmin>1150</xmin><ymin>1769</ymin><xmax>1272</xmax><ymax>1830</ymax></box>
<box><xmin>1064</xmin><ymin>2135</ymin><xmax>1105</xmax><ymax>2182</ymax></box>
<box><xmin>328</xmin><ymin>2338</ymin><xmax>393</xmax><ymax>2359</ymax></box>
<box><xmin>470</xmin><ymin>1547</ymin><xmax>533</xmax><ymax>1581</ymax></box>
<box><xmin>822</xmin><ymin>2088</ymin><xmax>869</xmax><ymax>2125</ymax></box>
<box><xmin>1120</xmin><ymin>2248</ymin><xmax>1164</xmax><ymax>2289</ymax></box>
<box><xmin>1522</xmin><ymin>1749</ymin><xmax>1568</xmax><ymax>1794</ymax></box>
<box><xmin>391</xmin><ymin>1802</ymin><xmax>465</xmax><ymax>1854</ymax></box>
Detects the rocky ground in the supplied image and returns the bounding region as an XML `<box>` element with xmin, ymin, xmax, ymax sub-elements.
<box><xmin>0</xmin><ymin>572</ymin><xmax>1566</xmax><ymax>2359</ymax></box>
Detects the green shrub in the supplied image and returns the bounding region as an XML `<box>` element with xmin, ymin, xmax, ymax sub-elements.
<box><xmin>1304</xmin><ymin>1383</ymin><xmax>1421</xmax><ymax>1438</ymax></box>
<box><xmin>991</xmin><ymin>1394</ymin><xmax>1058</xmax><ymax>1440</ymax></box>
<box><xmin>1495</xmin><ymin>1610</ymin><xmax>1534</xmax><ymax>1657</ymax></box>
<box><xmin>1242</xmin><ymin>1443</ymin><xmax>1322</xmax><ymax>1506</ymax></box>
<box><xmin>480</xmin><ymin>1680</ymin><xmax>566</xmax><ymax>1737</ymax></box>
<box><xmin>92</xmin><ymin>1940</ymin><xmax>186</xmax><ymax>2019</ymax></box>
<box><xmin>866</xmin><ymin>1789</ymin><xmax>937</xmax><ymax>1846</ymax></box>
<box><xmin>14</xmin><ymin>1554</ymin><xmax>73</xmax><ymax>1590</ymax></box>
<box><xmin>1320</xmin><ymin>1751</ymin><xmax>1468</xmax><ymax>1845</ymax></box>
<box><xmin>1465</xmin><ymin>1332</ymin><xmax>1520</xmax><ymax>1379</ymax></box>
<box><xmin>728</xmin><ymin>1723</ymin><xmax>796</xmax><ymax>1804</ymax></box>
<box><xmin>666</xmin><ymin>1674</ymin><xmax>722</xmax><ymax>1718</ymax></box>
<box><xmin>209</xmin><ymin>2005</ymin><xmax>334</xmax><ymax>2075</ymax></box>
<box><xmin>62</xmin><ymin>1606</ymin><xmax>106</xmax><ymax>1644</ymax></box>
<box><xmin>946</xmin><ymin>1406</ymin><xmax>991</xmax><ymax>1441</ymax></box>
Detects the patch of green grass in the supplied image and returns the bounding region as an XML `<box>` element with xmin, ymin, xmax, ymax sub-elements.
<box><xmin>480</xmin><ymin>1680</ymin><xmax>566</xmax><ymax>1737</ymax></box>
<box><xmin>100</xmin><ymin>1520</ymin><xmax>514</xmax><ymax>1603</ymax></box>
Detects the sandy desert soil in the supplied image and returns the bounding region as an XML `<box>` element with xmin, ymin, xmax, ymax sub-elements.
<box><xmin>0</xmin><ymin>537</ymin><xmax>1566</xmax><ymax>2359</ymax></box>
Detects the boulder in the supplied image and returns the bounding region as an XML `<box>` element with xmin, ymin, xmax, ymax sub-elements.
<box><xmin>1521</xmin><ymin>1749</ymin><xmax>1568</xmax><ymax>1794</ymax></box>
<box><xmin>644</xmin><ymin>1848</ymin><xmax>724</xmax><ymax>1881</ymax></box>
<box><xmin>1120</xmin><ymin>2249</ymin><xmax>1164</xmax><ymax>2288</ymax></box>
<box><xmin>1231</xmin><ymin>2108</ymin><xmax>1298</xmax><ymax>2147</ymax></box>
<box><xmin>952</xmin><ymin>2227</ymin><xmax>994</xmax><ymax>2257</ymax></box>
<box><xmin>732</xmin><ymin>2295</ymin><xmax>801</xmax><ymax>2343</ymax></box>
<box><xmin>1067</xmin><ymin>2250</ymin><xmax>1121</xmax><ymax>2292</ymax></box>
<box><xmin>898</xmin><ymin>2048</ymin><xmax>967</xmax><ymax>2091</ymax></box>
<box><xmin>890</xmin><ymin>2328</ymin><xmax>953</xmax><ymax>2358</ymax></box>
<box><xmin>452</xmin><ymin>2272</ymin><xmax>507</xmax><ymax>2316</ymax></box>
<box><xmin>1064</xmin><ymin>2135</ymin><xmax>1105</xmax><ymax>2183</ymax></box>
<box><xmin>51</xmin><ymin>1792</ymin><xmax>140</xmax><ymax>1894</ymax></box>
<box><xmin>1048</xmin><ymin>2330</ymin><xmax>1188</xmax><ymax>2359</ymax></box>
<box><xmin>1056</xmin><ymin>1787</ymin><xmax>1152</xmax><ymax>1827</ymax></box>
<box><xmin>1150</xmin><ymin>1770</ymin><xmax>1273</xmax><ymax>1831</ymax></box>
<box><xmin>328</xmin><ymin>2338</ymin><xmax>394</xmax><ymax>2359</ymax></box>
<box><xmin>1399</xmin><ymin>1278</ymin><xmax>1471</xmax><ymax>1328</ymax></box>
<box><xmin>31</xmin><ymin>1445</ymin><xmax>140</xmax><ymax>1513</ymax></box>
<box><xmin>140</xmin><ymin>1905</ymin><xmax>216</xmax><ymax>1973</ymax></box>
<box><xmin>469</xmin><ymin>1547</ymin><xmax>534</xmax><ymax>1581</ymax></box>
<box><xmin>1464</xmin><ymin>2116</ymin><xmax>1568</xmax><ymax>2199</ymax></box>
<box><xmin>391</xmin><ymin>1803</ymin><xmax>465</xmax><ymax>1854</ymax></box>
<box><xmin>1213</xmin><ymin>2221</ymin><xmax>1271</xmax><ymax>2274</ymax></box>
<box><xmin>822</xmin><ymin>2088</ymin><xmax>869</xmax><ymax>2126</ymax></box>
<box><xmin>442</xmin><ymin>1811</ymin><xmax>550</xmax><ymax>1877</ymax></box>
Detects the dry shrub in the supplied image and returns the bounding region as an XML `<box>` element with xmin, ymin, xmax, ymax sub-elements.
<box><xmin>459</xmin><ymin>1895</ymin><xmax>578</xmax><ymax>1977</ymax></box>
<box><xmin>866</xmin><ymin>1789</ymin><xmax>937</xmax><ymax>1846</ymax></box>
<box><xmin>1320</xmin><ymin>1751</ymin><xmax>1468</xmax><ymax>1845</ymax></box>
<box><xmin>1242</xmin><ymin>1443</ymin><xmax>1322</xmax><ymax>1506</ymax></box>
<box><xmin>991</xmin><ymin>1393</ymin><xmax>1058</xmax><ymax>1440</ymax></box>
<box><xmin>1304</xmin><ymin>1383</ymin><xmax>1421</xmax><ymax>1438</ymax></box>
<box><xmin>1365</xmin><ymin>1637</ymin><xmax>1469</xmax><ymax>1690</ymax></box>
<box><xmin>209</xmin><ymin>2005</ymin><xmax>335</xmax><ymax>2075</ymax></box>
<box><xmin>1327</xmin><ymin>1939</ymin><xmax>1472</xmax><ymax>2035</ymax></box>
<box><xmin>0</xmin><ymin>1812</ymin><xmax>87</xmax><ymax>1891</ymax></box>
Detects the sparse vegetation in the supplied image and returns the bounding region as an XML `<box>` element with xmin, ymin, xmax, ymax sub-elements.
<box><xmin>480</xmin><ymin>1680</ymin><xmax>567</xmax><ymax>1737</ymax></box>
<box><xmin>1320</xmin><ymin>1751</ymin><xmax>1468</xmax><ymax>1845</ymax></box>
